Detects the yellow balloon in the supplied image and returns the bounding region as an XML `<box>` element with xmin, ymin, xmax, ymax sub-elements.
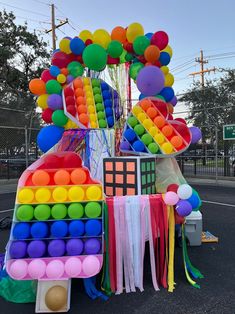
<box><xmin>161</xmin><ymin>142</ymin><xmax>174</xmax><ymax>154</ymax></box>
<box><xmin>143</xmin><ymin>119</ymin><xmax>153</xmax><ymax>130</ymax></box>
<box><xmin>164</xmin><ymin>73</ymin><xmax>174</xmax><ymax>87</ymax></box>
<box><xmin>138</xmin><ymin>112</ymin><xmax>147</xmax><ymax>122</ymax></box>
<box><xmin>84</xmin><ymin>85</ymin><xmax>92</xmax><ymax>92</ymax></box>
<box><xmin>79</xmin><ymin>30</ymin><xmax>93</xmax><ymax>42</ymax></box>
<box><xmin>18</xmin><ymin>188</ymin><xmax>34</xmax><ymax>204</ymax></box>
<box><xmin>85</xmin><ymin>92</ymin><xmax>93</xmax><ymax>99</ymax></box>
<box><xmin>90</xmin><ymin>121</ymin><xmax>97</xmax><ymax>128</ymax></box>
<box><xmin>149</xmin><ymin>126</ymin><xmax>158</xmax><ymax>136</ymax></box>
<box><xmin>83</xmin><ymin>77</ymin><xmax>90</xmax><ymax>85</ymax></box>
<box><xmin>57</xmin><ymin>74</ymin><xmax>66</xmax><ymax>84</ymax></box>
<box><xmin>68</xmin><ymin>186</ymin><xmax>85</xmax><ymax>201</ymax></box>
<box><xmin>64</xmin><ymin>120</ymin><xmax>76</xmax><ymax>130</ymax></box>
<box><xmin>126</xmin><ymin>22</ymin><xmax>144</xmax><ymax>43</ymax></box>
<box><xmin>86</xmin><ymin>97</ymin><xmax>94</xmax><ymax>106</ymax></box>
<box><xmin>59</xmin><ymin>38</ymin><xmax>71</xmax><ymax>54</ymax></box>
<box><xmin>132</xmin><ymin>106</ymin><xmax>142</xmax><ymax>116</ymax></box>
<box><xmin>162</xmin><ymin>45</ymin><xmax>173</xmax><ymax>57</ymax></box>
<box><xmin>37</xmin><ymin>94</ymin><xmax>48</xmax><ymax>110</ymax></box>
<box><xmin>86</xmin><ymin>185</ymin><xmax>102</xmax><ymax>200</ymax></box>
<box><xmin>52</xmin><ymin>187</ymin><xmax>68</xmax><ymax>202</ymax></box>
<box><xmin>161</xmin><ymin>66</ymin><xmax>169</xmax><ymax>75</ymax></box>
<box><xmin>93</xmin><ymin>29</ymin><xmax>111</xmax><ymax>49</ymax></box>
<box><xmin>154</xmin><ymin>133</ymin><xmax>165</xmax><ymax>144</ymax></box>
<box><xmin>35</xmin><ymin>188</ymin><xmax>51</xmax><ymax>203</ymax></box>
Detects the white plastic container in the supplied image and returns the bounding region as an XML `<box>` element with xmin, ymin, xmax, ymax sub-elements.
<box><xmin>185</xmin><ymin>211</ymin><xmax>202</xmax><ymax>246</ymax></box>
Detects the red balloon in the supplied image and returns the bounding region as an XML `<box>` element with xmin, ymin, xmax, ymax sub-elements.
<box><xmin>63</xmin><ymin>152</ymin><xmax>82</xmax><ymax>168</ymax></box>
<box><xmin>107</xmin><ymin>56</ymin><xmax>120</xmax><ymax>64</ymax></box>
<box><xmin>52</xmin><ymin>51</ymin><xmax>70</xmax><ymax>68</ymax></box>
<box><xmin>175</xmin><ymin>118</ymin><xmax>187</xmax><ymax>125</ymax></box>
<box><xmin>43</xmin><ymin>154</ymin><xmax>62</xmax><ymax>169</ymax></box>
<box><xmin>168</xmin><ymin>113</ymin><xmax>173</xmax><ymax>120</ymax></box>
<box><xmin>175</xmin><ymin>211</ymin><xmax>185</xmax><ymax>225</ymax></box>
<box><xmin>64</xmin><ymin>87</ymin><xmax>74</xmax><ymax>97</ymax></box>
<box><xmin>66</xmin><ymin>96</ymin><xmax>75</xmax><ymax>107</ymax></box>
<box><xmin>42</xmin><ymin>108</ymin><xmax>53</xmax><ymax>123</ymax></box>
<box><xmin>123</xmin><ymin>42</ymin><xmax>134</xmax><ymax>53</ymax></box>
<box><xmin>68</xmin><ymin>53</ymin><xmax>78</xmax><ymax>63</ymax></box>
<box><xmin>154</xmin><ymin>60</ymin><xmax>161</xmax><ymax>67</ymax></box>
<box><xmin>41</xmin><ymin>69</ymin><xmax>54</xmax><ymax>83</ymax></box>
<box><xmin>67</xmin><ymin>105</ymin><xmax>76</xmax><ymax>116</ymax></box>
<box><xmin>85</xmin><ymin>39</ymin><xmax>93</xmax><ymax>46</ymax></box>
<box><xmin>167</xmin><ymin>183</ymin><xmax>179</xmax><ymax>193</ymax></box>
<box><xmin>138</xmin><ymin>55</ymin><xmax>147</xmax><ymax>64</ymax></box>
<box><xmin>151</xmin><ymin>31</ymin><xmax>169</xmax><ymax>50</ymax></box>
<box><xmin>76</xmin><ymin>55</ymin><xmax>83</xmax><ymax>63</ymax></box>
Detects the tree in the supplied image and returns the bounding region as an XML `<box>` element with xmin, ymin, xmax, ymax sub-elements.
<box><xmin>0</xmin><ymin>10</ymin><xmax>50</xmax><ymax>156</ymax></box>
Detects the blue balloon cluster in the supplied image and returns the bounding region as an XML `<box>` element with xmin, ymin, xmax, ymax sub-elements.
<box><xmin>101</xmin><ymin>82</ymin><xmax>114</xmax><ymax>127</ymax></box>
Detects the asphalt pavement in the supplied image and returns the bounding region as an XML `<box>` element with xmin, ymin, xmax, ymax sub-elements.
<box><xmin>0</xmin><ymin>183</ymin><xmax>235</xmax><ymax>314</ymax></box>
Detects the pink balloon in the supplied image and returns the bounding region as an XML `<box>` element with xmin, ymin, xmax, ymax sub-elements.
<box><xmin>28</xmin><ymin>259</ymin><xmax>46</xmax><ymax>279</ymax></box>
<box><xmin>82</xmin><ymin>256</ymin><xmax>100</xmax><ymax>276</ymax></box>
<box><xmin>65</xmin><ymin>257</ymin><xmax>82</xmax><ymax>277</ymax></box>
<box><xmin>164</xmin><ymin>191</ymin><xmax>179</xmax><ymax>205</ymax></box>
<box><xmin>41</xmin><ymin>69</ymin><xmax>54</xmax><ymax>83</ymax></box>
<box><xmin>9</xmin><ymin>260</ymin><xmax>28</xmax><ymax>279</ymax></box>
<box><xmin>46</xmin><ymin>260</ymin><xmax>64</xmax><ymax>279</ymax></box>
<box><xmin>151</xmin><ymin>31</ymin><xmax>169</xmax><ymax>50</ymax></box>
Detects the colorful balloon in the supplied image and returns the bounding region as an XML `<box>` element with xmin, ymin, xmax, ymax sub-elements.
<box><xmin>126</xmin><ymin>22</ymin><xmax>144</xmax><ymax>43</ymax></box>
<box><xmin>82</xmin><ymin>44</ymin><xmax>107</xmax><ymax>71</ymax></box>
<box><xmin>136</xmin><ymin>66</ymin><xmax>165</xmax><ymax>96</ymax></box>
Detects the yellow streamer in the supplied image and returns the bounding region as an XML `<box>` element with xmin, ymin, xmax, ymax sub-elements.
<box><xmin>167</xmin><ymin>205</ymin><xmax>175</xmax><ymax>292</ymax></box>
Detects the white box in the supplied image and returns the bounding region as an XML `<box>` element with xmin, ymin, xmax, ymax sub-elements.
<box><xmin>35</xmin><ymin>280</ymin><xmax>71</xmax><ymax>313</ymax></box>
<box><xmin>185</xmin><ymin>211</ymin><xmax>202</xmax><ymax>246</ymax></box>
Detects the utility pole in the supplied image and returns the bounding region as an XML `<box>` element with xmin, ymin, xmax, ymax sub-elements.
<box><xmin>45</xmin><ymin>3</ymin><xmax>68</xmax><ymax>50</ymax></box>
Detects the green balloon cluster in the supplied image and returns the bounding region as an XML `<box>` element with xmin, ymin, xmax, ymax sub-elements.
<box><xmin>129</xmin><ymin>62</ymin><xmax>144</xmax><ymax>80</ymax></box>
<box><xmin>133</xmin><ymin>35</ymin><xmax>150</xmax><ymax>55</ymax></box>
<box><xmin>82</xmin><ymin>44</ymin><xmax>107</xmax><ymax>71</ymax></box>
<box><xmin>67</xmin><ymin>61</ymin><xmax>84</xmax><ymax>78</ymax></box>
<box><xmin>107</xmin><ymin>40</ymin><xmax>123</xmax><ymax>58</ymax></box>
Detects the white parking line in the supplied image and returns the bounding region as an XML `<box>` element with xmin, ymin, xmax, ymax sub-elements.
<box><xmin>202</xmin><ymin>200</ymin><xmax>235</xmax><ymax>208</ymax></box>
<box><xmin>0</xmin><ymin>209</ymin><xmax>14</xmax><ymax>213</ymax></box>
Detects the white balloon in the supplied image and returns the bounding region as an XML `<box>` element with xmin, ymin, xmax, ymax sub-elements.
<box><xmin>177</xmin><ymin>184</ymin><xmax>193</xmax><ymax>199</ymax></box>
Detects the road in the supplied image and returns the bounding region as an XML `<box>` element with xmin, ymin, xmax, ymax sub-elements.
<box><xmin>0</xmin><ymin>183</ymin><xmax>235</xmax><ymax>314</ymax></box>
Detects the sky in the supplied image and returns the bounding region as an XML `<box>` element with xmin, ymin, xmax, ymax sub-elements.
<box><xmin>1</xmin><ymin>0</ymin><xmax>235</xmax><ymax>115</ymax></box>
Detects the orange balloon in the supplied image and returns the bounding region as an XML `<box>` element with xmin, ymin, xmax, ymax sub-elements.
<box><xmin>29</xmin><ymin>79</ymin><xmax>46</xmax><ymax>95</ymax></box>
<box><xmin>32</xmin><ymin>170</ymin><xmax>50</xmax><ymax>186</ymax></box>
<box><xmin>54</xmin><ymin>169</ymin><xmax>71</xmax><ymax>185</ymax></box>
<box><xmin>167</xmin><ymin>103</ymin><xmax>174</xmax><ymax>114</ymax></box>
<box><xmin>146</xmin><ymin>107</ymin><xmax>158</xmax><ymax>119</ymax></box>
<box><xmin>171</xmin><ymin>136</ymin><xmax>183</xmax><ymax>148</ymax></box>
<box><xmin>161</xmin><ymin>125</ymin><xmax>173</xmax><ymax>137</ymax></box>
<box><xmin>79</xmin><ymin>113</ymin><xmax>89</xmax><ymax>125</ymax></box>
<box><xmin>70</xmin><ymin>168</ymin><xmax>87</xmax><ymax>184</ymax></box>
<box><xmin>145</xmin><ymin>62</ymin><xmax>153</xmax><ymax>66</ymax></box>
<box><xmin>73</xmin><ymin>78</ymin><xmax>83</xmax><ymax>89</ymax></box>
<box><xmin>139</xmin><ymin>99</ymin><xmax>152</xmax><ymax>111</ymax></box>
<box><xmin>154</xmin><ymin>116</ymin><xmax>165</xmax><ymax>129</ymax></box>
<box><xmin>75</xmin><ymin>88</ymin><xmax>84</xmax><ymax>97</ymax></box>
<box><xmin>111</xmin><ymin>26</ymin><xmax>126</xmax><ymax>43</ymax></box>
<box><xmin>76</xmin><ymin>96</ymin><xmax>85</xmax><ymax>106</ymax></box>
<box><xmin>144</xmin><ymin>45</ymin><xmax>160</xmax><ymax>63</ymax></box>
<box><xmin>77</xmin><ymin>105</ymin><xmax>87</xmax><ymax>114</ymax></box>
<box><xmin>61</xmin><ymin>68</ymin><xmax>69</xmax><ymax>76</ymax></box>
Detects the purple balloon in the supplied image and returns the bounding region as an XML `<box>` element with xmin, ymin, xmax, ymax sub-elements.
<box><xmin>27</xmin><ymin>240</ymin><xmax>46</xmax><ymax>258</ymax></box>
<box><xmin>176</xmin><ymin>200</ymin><xmax>192</xmax><ymax>217</ymax></box>
<box><xmin>190</xmin><ymin>126</ymin><xmax>202</xmax><ymax>144</ymax></box>
<box><xmin>9</xmin><ymin>241</ymin><xmax>27</xmax><ymax>259</ymax></box>
<box><xmin>136</xmin><ymin>66</ymin><xmax>165</xmax><ymax>96</ymax></box>
<box><xmin>66</xmin><ymin>239</ymin><xmax>84</xmax><ymax>256</ymax></box>
<box><xmin>120</xmin><ymin>141</ymin><xmax>130</xmax><ymax>150</ymax></box>
<box><xmin>48</xmin><ymin>239</ymin><xmax>66</xmax><ymax>257</ymax></box>
<box><xmin>170</xmin><ymin>95</ymin><xmax>178</xmax><ymax>107</ymax></box>
<box><xmin>84</xmin><ymin>238</ymin><xmax>101</xmax><ymax>255</ymax></box>
<box><xmin>47</xmin><ymin>94</ymin><xmax>63</xmax><ymax>110</ymax></box>
<box><xmin>67</xmin><ymin>75</ymin><xmax>74</xmax><ymax>84</ymax></box>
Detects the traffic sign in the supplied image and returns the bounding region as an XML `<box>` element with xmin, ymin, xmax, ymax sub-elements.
<box><xmin>223</xmin><ymin>124</ymin><xmax>235</xmax><ymax>140</ymax></box>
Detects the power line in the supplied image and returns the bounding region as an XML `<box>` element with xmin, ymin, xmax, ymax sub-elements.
<box><xmin>173</xmin><ymin>65</ymin><xmax>196</xmax><ymax>75</ymax></box>
<box><xmin>15</xmin><ymin>15</ymin><xmax>50</xmax><ymax>24</ymax></box>
<box><xmin>0</xmin><ymin>1</ymin><xmax>50</xmax><ymax>18</ymax></box>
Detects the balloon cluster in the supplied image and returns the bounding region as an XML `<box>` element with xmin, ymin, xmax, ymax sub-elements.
<box><xmin>164</xmin><ymin>183</ymin><xmax>201</xmax><ymax>217</ymax></box>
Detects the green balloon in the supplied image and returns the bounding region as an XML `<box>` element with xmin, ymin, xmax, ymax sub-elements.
<box><xmin>129</xmin><ymin>62</ymin><xmax>144</xmax><ymax>80</ymax></box>
<box><xmin>91</xmin><ymin>78</ymin><xmax>100</xmax><ymax>87</ymax></box>
<box><xmin>125</xmin><ymin>53</ymin><xmax>134</xmax><ymax>62</ymax></box>
<box><xmin>51</xmin><ymin>204</ymin><xmax>67</xmax><ymax>219</ymax></box>
<box><xmin>155</xmin><ymin>94</ymin><xmax>166</xmax><ymax>101</ymax></box>
<box><xmin>94</xmin><ymin>94</ymin><xmax>103</xmax><ymax>103</ymax></box>
<box><xmin>96</xmin><ymin>103</ymin><xmax>104</xmax><ymax>111</ymax></box>
<box><xmin>52</xmin><ymin>110</ymin><xmax>68</xmax><ymax>126</ymax></box>
<box><xmin>148</xmin><ymin>142</ymin><xmax>159</xmax><ymax>154</ymax></box>
<box><xmin>93</xmin><ymin>87</ymin><xmax>101</xmax><ymax>95</ymax></box>
<box><xmin>68</xmin><ymin>61</ymin><xmax>84</xmax><ymax>77</ymax></box>
<box><xmin>82</xmin><ymin>44</ymin><xmax>107</xmax><ymax>71</ymax></box>
<box><xmin>85</xmin><ymin>202</ymin><xmax>101</xmax><ymax>218</ymax></box>
<box><xmin>107</xmin><ymin>40</ymin><xmax>123</xmax><ymax>58</ymax></box>
<box><xmin>46</xmin><ymin>79</ymin><xmax>62</xmax><ymax>95</ymax></box>
<box><xmin>141</xmin><ymin>134</ymin><xmax>153</xmax><ymax>145</ymax></box>
<box><xmin>127</xmin><ymin>116</ymin><xmax>138</xmax><ymax>128</ymax></box>
<box><xmin>120</xmin><ymin>49</ymin><xmax>127</xmax><ymax>63</ymax></box>
<box><xmin>16</xmin><ymin>205</ymin><xmax>34</xmax><ymax>221</ymax></box>
<box><xmin>68</xmin><ymin>203</ymin><xmax>84</xmax><ymax>219</ymax></box>
<box><xmin>34</xmin><ymin>204</ymin><xmax>51</xmax><ymax>220</ymax></box>
<box><xmin>133</xmin><ymin>35</ymin><xmax>150</xmax><ymax>55</ymax></box>
<box><xmin>99</xmin><ymin>119</ymin><xmax>107</xmax><ymax>128</ymax></box>
<box><xmin>134</xmin><ymin>124</ymin><xmax>145</xmax><ymax>136</ymax></box>
<box><xmin>97</xmin><ymin>111</ymin><xmax>105</xmax><ymax>119</ymax></box>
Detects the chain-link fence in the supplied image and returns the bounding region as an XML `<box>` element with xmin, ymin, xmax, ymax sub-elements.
<box><xmin>0</xmin><ymin>125</ymin><xmax>40</xmax><ymax>180</ymax></box>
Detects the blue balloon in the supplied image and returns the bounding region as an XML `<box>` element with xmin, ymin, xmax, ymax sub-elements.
<box><xmin>139</xmin><ymin>93</ymin><xmax>146</xmax><ymax>100</ymax></box>
<box><xmin>145</xmin><ymin>32</ymin><xmax>153</xmax><ymax>40</ymax></box>
<box><xmin>104</xmin><ymin>99</ymin><xmax>112</xmax><ymax>107</ymax></box>
<box><xmin>49</xmin><ymin>65</ymin><xmax>61</xmax><ymax>77</ymax></box>
<box><xmin>188</xmin><ymin>192</ymin><xmax>201</xmax><ymax>210</ymax></box>
<box><xmin>31</xmin><ymin>222</ymin><xmax>48</xmax><ymax>238</ymax></box>
<box><xmin>160</xmin><ymin>87</ymin><xmax>175</xmax><ymax>102</ymax></box>
<box><xmin>102</xmin><ymin>90</ymin><xmax>112</xmax><ymax>100</ymax></box>
<box><xmin>101</xmin><ymin>82</ymin><xmax>110</xmax><ymax>91</ymax></box>
<box><xmin>51</xmin><ymin>221</ymin><xmax>68</xmax><ymax>238</ymax></box>
<box><xmin>37</xmin><ymin>125</ymin><xmax>64</xmax><ymax>153</ymax></box>
<box><xmin>85</xmin><ymin>219</ymin><xmax>102</xmax><ymax>236</ymax></box>
<box><xmin>105</xmin><ymin>107</ymin><xmax>113</xmax><ymax>117</ymax></box>
<box><xmin>70</xmin><ymin>37</ymin><xmax>85</xmax><ymax>55</ymax></box>
<box><xmin>159</xmin><ymin>52</ymin><xmax>171</xmax><ymax>66</ymax></box>
<box><xmin>107</xmin><ymin>116</ymin><xmax>114</xmax><ymax>127</ymax></box>
<box><xmin>13</xmin><ymin>222</ymin><xmax>31</xmax><ymax>239</ymax></box>
<box><xmin>124</xmin><ymin>128</ymin><xmax>136</xmax><ymax>143</ymax></box>
<box><xmin>132</xmin><ymin>140</ymin><xmax>145</xmax><ymax>152</ymax></box>
<box><xmin>69</xmin><ymin>220</ymin><xmax>84</xmax><ymax>237</ymax></box>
